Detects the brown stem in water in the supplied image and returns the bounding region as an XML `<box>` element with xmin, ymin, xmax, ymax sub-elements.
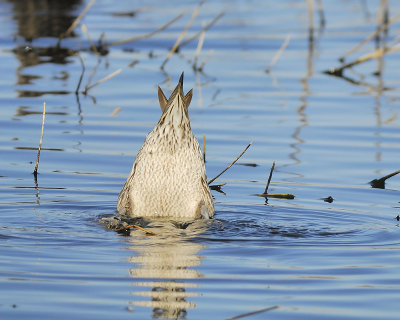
<box><xmin>33</xmin><ymin>102</ymin><xmax>46</xmax><ymax>177</ymax></box>
<box><xmin>207</xmin><ymin>141</ymin><xmax>253</xmax><ymax>185</ymax></box>
<box><xmin>108</xmin><ymin>14</ymin><xmax>183</xmax><ymax>46</ymax></box>
<box><xmin>58</xmin><ymin>0</ymin><xmax>96</xmax><ymax>46</ymax></box>
<box><xmin>263</xmin><ymin>161</ymin><xmax>275</xmax><ymax>194</ymax></box>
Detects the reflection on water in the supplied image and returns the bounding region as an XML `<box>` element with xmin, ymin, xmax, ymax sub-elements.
<box><xmin>1</xmin><ymin>1</ymin><xmax>400</xmax><ymax>319</ymax></box>
<box><xmin>9</xmin><ymin>0</ymin><xmax>82</xmax><ymax>41</ymax></box>
<box><xmin>126</xmin><ymin>222</ymin><xmax>207</xmax><ymax>319</ymax></box>
<box><xmin>9</xmin><ymin>0</ymin><xmax>82</xmax><ymax>94</ymax></box>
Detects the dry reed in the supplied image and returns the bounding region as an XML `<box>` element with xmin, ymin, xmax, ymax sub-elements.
<box><xmin>178</xmin><ymin>11</ymin><xmax>224</xmax><ymax>48</ymax></box>
<box><xmin>110</xmin><ymin>107</ymin><xmax>121</xmax><ymax>117</ymax></box>
<box><xmin>109</xmin><ymin>14</ymin><xmax>183</xmax><ymax>46</ymax></box>
<box><xmin>161</xmin><ymin>0</ymin><xmax>206</xmax><ymax>69</ymax></box>
<box><xmin>257</xmin><ymin>161</ymin><xmax>295</xmax><ymax>200</ymax></box>
<box><xmin>207</xmin><ymin>141</ymin><xmax>253</xmax><ymax>185</ymax></box>
<box><xmin>265</xmin><ymin>35</ymin><xmax>291</xmax><ymax>73</ymax></box>
<box><xmin>192</xmin><ymin>30</ymin><xmax>205</xmax><ymax>70</ymax></box>
<box><xmin>263</xmin><ymin>161</ymin><xmax>275</xmax><ymax>194</ymax></box>
<box><xmin>33</xmin><ymin>102</ymin><xmax>46</xmax><ymax>177</ymax></box>
<box><xmin>326</xmin><ymin>42</ymin><xmax>400</xmax><ymax>76</ymax></box>
<box><xmin>339</xmin><ymin>12</ymin><xmax>400</xmax><ymax>62</ymax></box>
<box><xmin>83</xmin><ymin>68</ymin><xmax>122</xmax><ymax>94</ymax></box>
<box><xmin>58</xmin><ymin>0</ymin><xmax>96</xmax><ymax>45</ymax></box>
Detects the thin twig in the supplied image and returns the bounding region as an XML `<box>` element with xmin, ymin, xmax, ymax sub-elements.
<box><xmin>108</xmin><ymin>13</ymin><xmax>183</xmax><ymax>46</ymax></box>
<box><xmin>115</xmin><ymin>224</ymin><xmax>156</xmax><ymax>235</ymax></box>
<box><xmin>33</xmin><ymin>102</ymin><xmax>46</xmax><ymax>177</ymax></box>
<box><xmin>263</xmin><ymin>161</ymin><xmax>275</xmax><ymax>194</ymax></box>
<box><xmin>179</xmin><ymin>11</ymin><xmax>225</xmax><ymax>48</ymax></box>
<box><xmin>75</xmin><ymin>54</ymin><xmax>85</xmax><ymax>94</ymax></box>
<box><xmin>58</xmin><ymin>0</ymin><xmax>96</xmax><ymax>45</ymax></box>
<box><xmin>265</xmin><ymin>35</ymin><xmax>291</xmax><ymax>73</ymax></box>
<box><xmin>207</xmin><ymin>141</ymin><xmax>253</xmax><ymax>185</ymax></box>
<box><xmin>161</xmin><ymin>0</ymin><xmax>206</xmax><ymax>69</ymax></box>
<box><xmin>83</xmin><ymin>68</ymin><xmax>122</xmax><ymax>94</ymax></box>
<box><xmin>226</xmin><ymin>305</ymin><xmax>279</xmax><ymax>320</ymax></box>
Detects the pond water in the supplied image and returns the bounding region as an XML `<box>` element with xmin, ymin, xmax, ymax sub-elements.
<box><xmin>1</xmin><ymin>0</ymin><xmax>400</xmax><ymax>319</ymax></box>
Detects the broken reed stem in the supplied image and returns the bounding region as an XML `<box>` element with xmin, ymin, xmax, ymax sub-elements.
<box><xmin>203</xmin><ymin>135</ymin><xmax>206</xmax><ymax>163</ymax></box>
<box><xmin>226</xmin><ymin>305</ymin><xmax>279</xmax><ymax>320</ymax></box>
<box><xmin>263</xmin><ymin>193</ymin><xmax>295</xmax><ymax>199</ymax></box>
<box><xmin>370</xmin><ymin>169</ymin><xmax>400</xmax><ymax>188</ymax></box>
<box><xmin>83</xmin><ymin>68</ymin><xmax>122</xmax><ymax>94</ymax></box>
<box><xmin>58</xmin><ymin>0</ymin><xmax>96</xmax><ymax>45</ymax></box>
<box><xmin>339</xmin><ymin>12</ymin><xmax>400</xmax><ymax>61</ymax></box>
<box><xmin>161</xmin><ymin>0</ymin><xmax>206</xmax><ymax>69</ymax></box>
<box><xmin>257</xmin><ymin>161</ymin><xmax>295</xmax><ymax>199</ymax></box>
<box><xmin>75</xmin><ymin>54</ymin><xmax>85</xmax><ymax>94</ymax></box>
<box><xmin>115</xmin><ymin>224</ymin><xmax>156</xmax><ymax>235</ymax></box>
<box><xmin>263</xmin><ymin>161</ymin><xmax>275</xmax><ymax>194</ymax></box>
<box><xmin>33</xmin><ymin>102</ymin><xmax>46</xmax><ymax>176</ymax></box>
<box><xmin>326</xmin><ymin>42</ymin><xmax>400</xmax><ymax>76</ymax></box>
<box><xmin>265</xmin><ymin>35</ymin><xmax>291</xmax><ymax>73</ymax></box>
<box><xmin>109</xmin><ymin>13</ymin><xmax>183</xmax><ymax>46</ymax></box>
<box><xmin>379</xmin><ymin>169</ymin><xmax>400</xmax><ymax>181</ymax></box>
<box><xmin>207</xmin><ymin>141</ymin><xmax>253</xmax><ymax>185</ymax></box>
<box><xmin>179</xmin><ymin>11</ymin><xmax>225</xmax><ymax>48</ymax></box>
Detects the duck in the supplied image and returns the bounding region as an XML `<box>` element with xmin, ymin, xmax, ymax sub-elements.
<box><xmin>117</xmin><ymin>73</ymin><xmax>214</xmax><ymax>220</ymax></box>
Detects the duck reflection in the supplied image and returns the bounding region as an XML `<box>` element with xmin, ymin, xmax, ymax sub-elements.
<box><xmin>126</xmin><ymin>221</ymin><xmax>208</xmax><ymax>319</ymax></box>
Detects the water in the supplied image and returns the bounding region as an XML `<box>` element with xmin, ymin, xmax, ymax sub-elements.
<box><xmin>1</xmin><ymin>0</ymin><xmax>400</xmax><ymax>319</ymax></box>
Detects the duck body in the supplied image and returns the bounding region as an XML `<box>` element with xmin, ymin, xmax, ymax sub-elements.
<box><xmin>117</xmin><ymin>74</ymin><xmax>214</xmax><ymax>220</ymax></box>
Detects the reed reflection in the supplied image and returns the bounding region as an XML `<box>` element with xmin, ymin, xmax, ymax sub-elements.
<box><xmin>126</xmin><ymin>221</ymin><xmax>208</xmax><ymax>319</ymax></box>
<box><xmin>9</xmin><ymin>0</ymin><xmax>81</xmax><ymax>93</ymax></box>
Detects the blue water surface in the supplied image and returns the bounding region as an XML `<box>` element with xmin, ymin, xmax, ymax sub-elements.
<box><xmin>1</xmin><ymin>0</ymin><xmax>400</xmax><ymax>319</ymax></box>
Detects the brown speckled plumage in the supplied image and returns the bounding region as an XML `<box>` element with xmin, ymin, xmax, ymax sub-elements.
<box><xmin>117</xmin><ymin>73</ymin><xmax>214</xmax><ymax>220</ymax></box>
